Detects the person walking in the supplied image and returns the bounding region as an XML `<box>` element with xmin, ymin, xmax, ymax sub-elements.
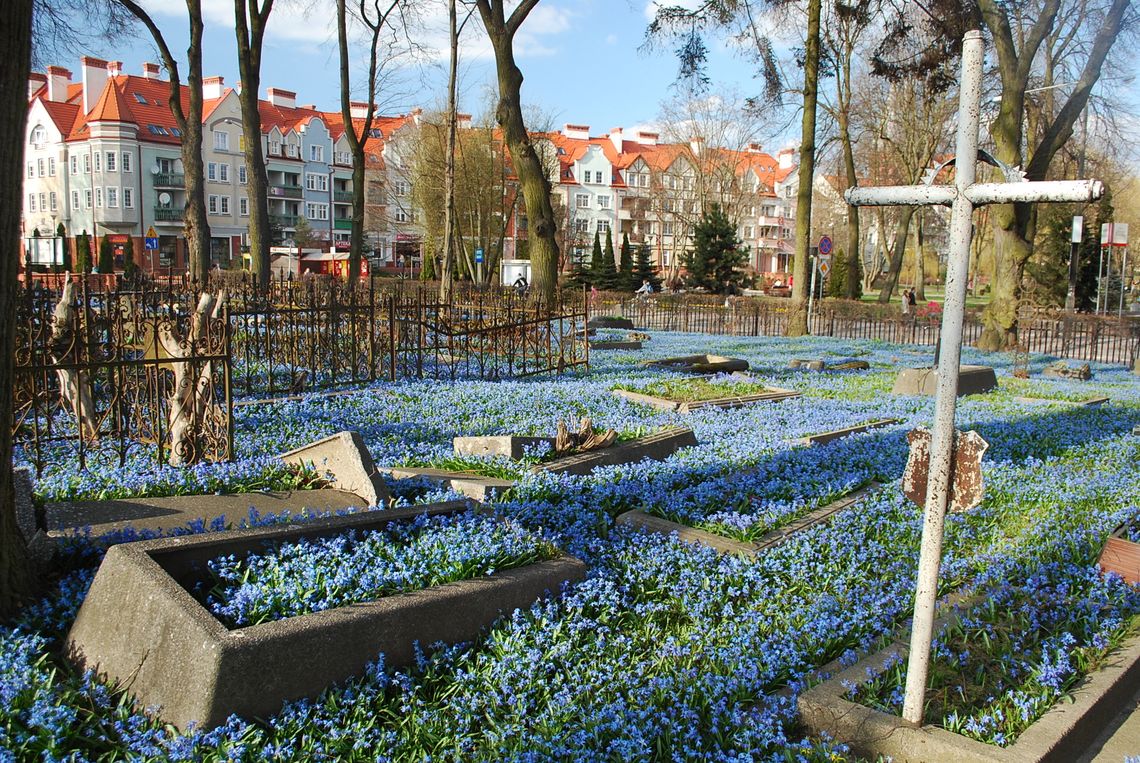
<box><xmin>901</xmin><ymin>288</ymin><xmax>912</xmax><ymax>316</ymax></box>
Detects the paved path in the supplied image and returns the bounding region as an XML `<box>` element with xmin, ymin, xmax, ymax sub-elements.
<box><xmin>1082</xmin><ymin>683</ymin><xmax>1140</xmax><ymax>762</ymax></box>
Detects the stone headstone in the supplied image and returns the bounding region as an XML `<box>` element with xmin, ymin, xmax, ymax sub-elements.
<box><xmin>453</xmin><ymin>435</ymin><xmax>556</xmax><ymax>460</ymax></box>
<box><xmin>13</xmin><ymin>467</ymin><xmax>53</xmax><ymax>568</ymax></box>
<box><xmin>644</xmin><ymin>354</ymin><xmax>749</xmax><ymax>374</ymax></box>
<box><xmin>891</xmin><ymin>365</ymin><xmax>997</xmax><ymax>397</ymax></box>
<box><xmin>586</xmin><ymin>316</ymin><xmax>635</xmax><ymax>330</ymax></box>
<box><xmin>1042</xmin><ymin>361</ymin><xmax>1092</xmax><ymax>380</ymax></box>
<box><xmin>279</xmin><ymin>431</ymin><xmax>391</xmax><ymax>508</ymax></box>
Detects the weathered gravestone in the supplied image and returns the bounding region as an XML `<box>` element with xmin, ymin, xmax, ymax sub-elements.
<box><xmin>1042</xmin><ymin>360</ymin><xmax>1092</xmax><ymax>380</ymax></box>
<box><xmin>891</xmin><ymin>365</ymin><xmax>998</xmax><ymax>397</ymax></box>
<box><xmin>586</xmin><ymin>316</ymin><xmax>635</xmax><ymax>330</ymax></box>
<box><xmin>279</xmin><ymin>431</ymin><xmax>391</xmax><ymax>508</ymax></box>
<box><xmin>643</xmin><ymin>354</ymin><xmax>750</xmax><ymax>374</ymax></box>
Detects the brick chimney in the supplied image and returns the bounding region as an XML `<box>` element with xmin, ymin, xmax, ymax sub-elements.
<box><xmin>107</xmin><ymin>60</ymin><xmax>123</xmax><ymax>77</ymax></box>
<box><xmin>46</xmin><ymin>66</ymin><xmax>71</xmax><ymax>103</ymax></box>
<box><xmin>563</xmin><ymin>123</ymin><xmax>590</xmax><ymax>140</ymax></box>
<box><xmin>81</xmin><ymin>56</ymin><xmax>109</xmax><ymax>114</ymax></box>
<box><xmin>203</xmin><ymin>76</ymin><xmax>225</xmax><ymax>100</ymax></box>
<box><xmin>457</xmin><ymin>113</ymin><xmax>472</xmax><ymax>130</ymax></box>
<box><xmin>142</xmin><ymin>62</ymin><xmax>161</xmax><ymax>79</ymax></box>
<box><xmin>747</xmin><ymin>142</ymin><xmax>763</xmax><ymax>153</ymax></box>
<box><xmin>27</xmin><ymin>72</ymin><xmax>47</xmax><ymax>99</ymax></box>
<box><xmin>609</xmin><ymin>127</ymin><xmax>623</xmax><ymax>154</ymax></box>
<box><xmin>267</xmin><ymin>87</ymin><xmax>296</xmax><ymax>109</ymax></box>
<box><xmin>635</xmin><ymin>130</ymin><xmax>658</xmax><ymax>146</ymax></box>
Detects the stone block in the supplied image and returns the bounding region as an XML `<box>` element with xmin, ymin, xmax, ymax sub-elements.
<box><xmin>453</xmin><ymin>435</ymin><xmax>556</xmax><ymax>460</ymax></box>
<box><xmin>891</xmin><ymin>365</ymin><xmax>997</xmax><ymax>397</ymax></box>
<box><xmin>794</xmin><ymin>419</ymin><xmax>901</xmax><ymax>447</ymax></box>
<box><xmin>536</xmin><ymin>426</ymin><xmax>697</xmax><ymax>476</ymax></box>
<box><xmin>799</xmin><ymin>622</ymin><xmax>1140</xmax><ymax>762</ymax></box>
<box><xmin>382</xmin><ymin>466</ymin><xmax>515</xmax><ymax>502</ymax></box>
<box><xmin>789</xmin><ymin>358</ymin><xmax>870</xmax><ymax>372</ymax></box>
<box><xmin>612</xmin><ymin>386</ymin><xmax>800</xmax><ymax>413</ymax></box>
<box><xmin>1043</xmin><ymin>361</ymin><xmax>1092</xmax><ymax>380</ymax></box>
<box><xmin>586</xmin><ymin>316</ymin><xmax>635</xmax><ymax>330</ymax></box>
<box><xmin>14</xmin><ymin>466</ymin><xmax>53</xmax><ymax>569</ymax></box>
<box><xmin>589</xmin><ymin>340</ymin><xmax>643</xmax><ymax>351</ymax></box>
<box><xmin>279</xmin><ymin>431</ymin><xmax>390</xmax><ymax>508</ymax></box>
<box><xmin>643</xmin><ymin>354</ymin><xmax>750</xmax><ymax>374</ymax></box>
<box><xmin>66</xmin><ymin>501</ymin><xmax>587</xmax><ymax>731</ymax></box>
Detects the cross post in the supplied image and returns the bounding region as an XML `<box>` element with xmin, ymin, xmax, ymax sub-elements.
<box><xmin>844</xmin><ymin>29</ymin><xmax>1103</xmax><ymax>725</ymax></box>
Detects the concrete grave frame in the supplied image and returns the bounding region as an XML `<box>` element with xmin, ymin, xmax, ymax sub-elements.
<box><xmin>617</xmin><ymin>483</ymin><xmax>880</xmax><ymax>558</ymax></box>
<box><xmin>279</xmin><ymin>431</ymin><xmax>391</xmax><ymax>507</ymax></box>
<box><xmin>798</xmin><ymin>616</ymin><xmax>1140</xmax><ymax>762</ymax></box>
<box><xmin>793</xmin><ymin>419</ymin><xmax>902</xmax><ymax>447</ymax></box>
<box><xmin>613</xmin><ymin>385</ymin><xmax>801</xmax><ymax>413</ymax></box>
<box><xmin>66</xmin><ymin>500</ymin><xmax>587</xmax><ymax>731</ymax></box>
<box><xmin>643</xmin><ymin>354</ymin><xmax>751</xmax><ymax>374</ymax></box>
<box><xmin>590</xmin><ymin>340</ymin><xmax>643</xmax><ymax>351</ymax></box>
<box><xmin>1013</xmin><ymin>395</ymin><xmax>1109</xmax><ymax>408</ymax></box>
<box><xmin>586</xmin><ymin>316</ymin><xmax>636</xmax><ymax>330</ymax></box>
<box><xmin>891</xmin><ymin>365</ymin><xmax>997</xmax><ymax>397</ymax></box>
<box><xmin>380</xmin><ymin>466</ymin><xmax>516</xmax><ymax>501</ymax></box>
<box><xmin>536</xmin><ymin>426</ymin><xmax>698</xmax><ymax>476</ymax></box>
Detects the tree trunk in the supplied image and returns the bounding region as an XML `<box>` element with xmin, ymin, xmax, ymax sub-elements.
<box><xmin>785</xmin><ymin>0</ymin><xmax>821</xmax><ymax>335</ymax></box>
<box><xmin>440</xmin><ymin>0</ymin><xmax>458</xmax><ymax>300</ymax></box>
<box><xmin>914</xmin><ymin>209</ymin><xmax>926</xmax><ymax>301</ymax></box>
<box><xmin>838</xmin><ymin>109</ymin><xmax>860</xmax><ymax>300</ymax></box>
<box><xmin>476</xmin><ymin>1</ymin><xmax>560</xmax><ymax>304</ymax></box>
<box><xmin>877</xmin><ymin>205</ymin><xmax>915</xmax><ymax>303</ymax></box>
<box><xmin>235</xmin><ymin>0</ymin><xmax>274</xmax><ymax>289</ymax></box>
<box><xmin>0</xmin><ymin>0</ymin><xmax>34</xmax><ymax>615</ymax></box>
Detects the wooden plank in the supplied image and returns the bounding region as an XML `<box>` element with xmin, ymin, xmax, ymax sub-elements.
<box><xmin>1099</xmin><ymin>536</ymin><xmax>1140</xmax><ymax>585</ymax></box>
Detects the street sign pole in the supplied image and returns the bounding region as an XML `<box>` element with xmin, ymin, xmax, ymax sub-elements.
<box><xmin>1066</xmin><ymin>216</ymin><xmax>1082</xmax><ymax>312</ymax></box>
<box><xmin>807</xmin><ymin>247</ymin><xmax>819</xmax><ymax>333</ymax></box>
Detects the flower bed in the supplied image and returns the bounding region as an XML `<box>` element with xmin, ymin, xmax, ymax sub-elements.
<box><xmin>201</xmin><ymin>510</ymin><xmax>560</xmax><ymax>627</ymax></box>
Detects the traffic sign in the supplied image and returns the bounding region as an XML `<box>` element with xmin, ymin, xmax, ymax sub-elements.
<box><xmin>818</xmin><ymin>235</ymin><xmax>833</xmax><ymax>255</ymax></box>
<box><xmin>818</xmin><ymin>259</ymin><xmax>831</xmax><ymax>276</ymax></box>
<box><xmin>146</xmin><ymin>226</ymin><xmax>157</xmax><ymax>239</ymax></box>
<box><xmin>475</xmin><ymin>248</ymin><xmax>484</xmax><ymax>264</ymax></box>
<box><xmin>144</xmin><ymin>237</ymin><xmax>158</xmax><ymax>251</ymax></box>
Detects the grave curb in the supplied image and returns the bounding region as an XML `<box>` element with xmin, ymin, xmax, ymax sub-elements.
<box><xmin>535</xmin><ymin>426</ymin><xmax>697</xmax><ymax>476</ymax></box>
<box><xmin>891</xmin><ymin>365</ymin><xmax>997</xmax><ymax>397</ymax></box>
<box><xmin>381</xmin><ymin>466</ymin><xmax>516</xmax><ymax>502</ymax></box>
<box><xmin>453</xmin><ymin>435</ymin><xmax>556</xmax><ymax>460</ymax></box>
<box><xmin>793</xmin><ymin>419</ymin><xmax>902</xmax><ymax>447</ymax></box>
<box><xmin>1012</xmin><ymin>396</ymin><xmax>1109</xmax><ymax>408</ymax></box>
<box><xmin>67</xmin><ymin>500</ymin><xmax>586</xmax><ymax>731</ymax></box>
<box><xmin>278</xmin><ymin>430</ymin><xmax>391</xmax><ymax>507</ymax></box>
<box><xmin>612</xmin><ymin>387</ymin><xmax>801</xmax><ymax>412</ymax></box>
<box><xmin>589</xmin><ymin>340</ymin><xmax>643</xmax><ymax>351</ymax></box>
<box><xmin>642</xmin><ymin>354</ymin><xmax>750</xmax><ymax>374</ymax></box>
<box><xmin>798</xmin><ymin>615</ymin><xmax>1140</xmax><ymax>763</ymax></box>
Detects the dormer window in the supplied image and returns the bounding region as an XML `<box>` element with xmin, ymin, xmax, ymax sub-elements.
<box><xmin>30</xmin><ymin>125</ymin><xmax>46</xmax><ymax>147</ymax></box>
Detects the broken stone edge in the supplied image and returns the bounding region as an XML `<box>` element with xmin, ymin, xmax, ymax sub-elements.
<box><xmin>617</xmin><ymin>483</ymin><xmax>880</xmax><ymax>558</ymax></box>
<box><xmin>589</xmin><ymin>340</ymin><xmax>643</xmax><ymax>351</ymax></box>
<box><xmin>642</xmin><ymin>354</ymin><xmax>751</xmax><ymax>375</ymax></box>
<box><xmin>535</xmin><ymin>426</ymin><xmax>698</xmax><ymax>476</ymax></box>
<box><xmin>798</xmin><ymin>617</ymin><xmax>1140</xmax><ymax>763</ymax></box>
<box><xmin>612</xmin><ymin>387</ymin><xmax>801</xmax><ymax>413</ymax></box>
<box><xmin>794</xmin><ymin>419</ymin><xmax>902</xmax><ymax>447</ymax></box>
<box><xmin>278</xmin><ymin>430</ymin><xmax>391</xmax><ymax>508</ymax></box>
<box><xmin>381</xmin><ymin>466</ymin><xmax>515</xmax><ymax>502</ymax></box>
<box><xmin>453</xmin><ymin>435</ymin><xmax>556</xmax><ymax>461</ymax></box>
<box><xmin>66</xmin><ymin>499</ymin><xmax>587</xmax><ymax>731</ymax></box>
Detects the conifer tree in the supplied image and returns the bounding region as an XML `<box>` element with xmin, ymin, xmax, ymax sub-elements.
<box><xmin>56</xmin><ymin>223</ymin><xmax>71</xmax><ymax>272</ymax></box>
<box><xmin>97</xmin><ymin>236</ymin><xmax>114</xmax><ymax>274</ymax></box>
<box><xmin>683</xmin><ymin>204</ymin><xmax>749</xmax><ymax>294</ymax></box>
<box><xmin>589</xmin><ymin>231</ymin><xmax>606</xmax><ymax>287</ymax></box>
<box><xmin>420</xmin><ymin>252</ymin><xmax>436</xmax><ymax>281</ymax></box>
<box><xmin>618</xmin><ymin>232</ymin><xmax>634</xmax><ymax>291</ymax></box>
<box><xmin>828</xmin><ymin>248</ymin><xmax>846</xmax><ymax>298</ymax></box>
<box><xmin>75</xmin><ymin>230</ymin><xmax>91</xmax><ymax>274</ymax></box>
<box><xmin>632</xmin><ymin>243</ymin><xmax>662</xmax><ymax>291</ymax></box>
<box><xmin>122</xmin><ymin>237</ymin><xmax>138</xmax><ymax>281</ymax></box>
<box><xmin>598</xmin><ymin>229</ymin><xmax>618</xmax><ymax>290</ymax></box>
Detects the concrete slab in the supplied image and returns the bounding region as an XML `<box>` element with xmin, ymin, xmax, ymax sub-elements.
<box><xmin>794</xmin><ymin>419</ymin><xmax>901</xmax><ymax>447</ymax></box>
<box><xmin>891</xmin><ymin>365</ymin><xmax>997</xmax><ymax>397</ymax></box>
<box><xmin>612</xmin><ymin>386</ymin><xmax>801</xmax><ymax>413</ymax></box>
<box><xmin>586</xmin><ymin>316</ymin><xmax>635</xmax><ymax>330</ymax></box>
<box><xmin>381</xmin><ymin>466</ymin><xmax>515</xmax><ymax>502</ymax></box>
<box><xmin>453</xmin><ymin>435</ymin><xmax>555</xmax><ymax>460</ymax></box>
<box><xmin>536</xmin><ymin>426</ymin><xmax>697</xmax><ymax>476</ymax></box>
<box><xmin>46</xmin><ymin>489</ymin><xmax>367</xmax><ymax>537</ymax></box>
<box><xmin>589</xmin><ymin>340</ymin><xmax>643</xmax><ymax>350</ymax></box>
<box><xmin>14</xmin><ymin>466</ymin><xmax>53</xmax><ymax>568</ymax></box>
<box><xmin>1084</xmin><ymin>683</ymin><xmax>1140</xmax><ymax>761</ymax></box>
<box><xmin>1013</xmin><ymin>396</ymin><xmax>1109</xmax><ymax>408</ymax></box>
<box><xmin>279</xmin><ymin>431</ymin><xmax>391</xmax><ymax>508</ymax></box>
<box><xmin>643</xmin><ymin>354</ymin><xmax>750</xmax><ymax>374</ymax></box>
<box><xmin>799</xmin><ymin>618</ymin><xmax>1140</xmax><ymax>763</ymax></box>
<box><xmin>66</xmin><ymin>501</ymin><xmax>587</xmax><ymax>730</ymax></box>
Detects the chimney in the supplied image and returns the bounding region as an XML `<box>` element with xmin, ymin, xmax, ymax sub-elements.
<box><xmin>267</xmin><ymin>87</ymin><xmax>296</xmax><ymax>109</ymax></box>
<box><xmin>457</xmin><ymin>113</ymin><xmax>472</xmax><ymax>130</ymax></box>
<box><xmin>747</xmin><ymin>142</ymin><xmax>763</xmax><ymax>153</ymax></box>
<box><xmin>81</xmin><ymin>56</ymin><xmax>109</xmax><ymax>114</ymax></box>
<box><xmin>107</xmin><ymin>60</ymin><xmax>123</xmax><ymax>77</ymax></box>
<box><xmin>203</xmin><ymin>76</ymin><xmax>224</xmax><ymax>100</ymax></box>
<box><xmin>609</xmin><ymin>127</ymin><xmax>623</xmax><ymax>154</ymax></box>
<box><xmin>635</xmin><ymin>130</ymin><xmax>658</xmax><ymax>146</ymax></box>
<box><xmin>300</xmin><ymin>103</ymin><xmax>316</xmax><ymax>110</ymax></box>
<box><xmin>28</xmin><ymin>72</ymin><xmax>47</xmax><ymax>99</ymax></box>
<box><xmin>563</xmin><ymin>123</ymin><xmax>590</xmax><ymax>140</ymax></box>
<box><xmin>777</xmin><ymin>148</ymin><xmax>796</xmax><ymax>169</ymax></box>
<box><xmin>142</xmin><ymin>62</ymin><xmax>160</xmax><ymax>79</ymax></box>
<box><xmin>411</xmin><ymin>107</ymin><xmax>422</xmax><ymax>125</ymax></box>
<box><xmin>45</xmin><ymin>67</ymin><xmax>70</xmax><ymax>102</ymax></box>
<box><xmin>689</xmin><ymin>135</ymin><xmax>704</xmax><ymax>155</ymax></box>
<box><xmin>350</xmin><ymin>101</ymin><xmax>370</xmax><ymax>119</ymax></box>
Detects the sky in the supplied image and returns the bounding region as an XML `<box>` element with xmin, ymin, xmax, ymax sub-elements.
<box><xmin>47</xmin><ymin>0</ymin><xmax>800</xmax><ymax>150</ymax></box>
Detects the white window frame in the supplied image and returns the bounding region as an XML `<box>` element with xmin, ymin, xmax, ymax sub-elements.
<box><xmin>37</xmin><ymin>158</ymin><xmax>44</xmax><ymax>177</ymax></box>
<box><xmin>238</xmin><ymin>166</ymin><xmax>247</xmax><ymax>185</ymax></box>
<box><xmin>596</xmin><ymin>219</ymin><xmax>610</xmax><ymax>234</ymax></box>
<box><xmin>597</xmin><ymin>195</ymin><xmax>611</xmax><ymax>209</ymax></box>
<box><xmin>49</xmin><ymin>191</ymin><xmax>57</xmax><ymax>211</ymax></box>
<box><xmin>122</xmin><ymin>152</ymin><xmax>132</xmax><ymax>173</ymax></box>
<box><xmin>93</xmin><ymin>152</ymin><xmax>100</xmax><ymax>172</ymax></box>
<box><xmin>219</xmin><ymin>196</ymin><xmax>230</xmax><ymax>214</ymax></box>
<box><xmin>208</xmin><ymin>195</ymin><xmax>219</xmax><ymax>214</ymax></box>
<box><xmin>306</xmin><ymin>202</ymin><xmax>329</xmax><ymax>221</ymax></box>
<box><xmin>105</xmin><ymin>152</ymin><xmax>116</xmax><ymax>172</ymax></box>
<box><xmin>84</xmin><ymin>189</ymin><xmax>92</xmax><ymax>208</ymax></box>
<box><xmin>309</xmin><ymin>145</ymin><xmax>324</xmax><ymax>162</ymax></box>
<box><xmin>70</xmin><ymin>156</ymin><xmax>78</xmax><ymax>175</ymax></box>
<box><xmin>124</xmin><ymin>188</ymin><xmax>134</xmax><ymax>208</ymax></box>
<box><xmin>28</xmin><ymin>194</ymin><xmax>36</xmax><ymax>212</ymax></box>
<box><xmin>106</xmin><ymin>188</ymin><xmax>118</xmax><ymax>208</ymax></box>
<box><xmin>71</xmin><ymin>190</ymin><xmax>80</xmax><ymax>209</ymax></box>
<box><xmin>239</xmin><ymin>197</ymin><xmax>249</xmax><ymax>216</ymax></box>
<box><xmin>306</xmin><ymin>173</ymin><xmax>329</xmax><ymax>192</ymax></box>
<box><xmin>48</xmin><ymin>157</ymin><xmax>56</xmax><ymax>176</ymax></box>
<box><xmin>213</xmin><ymin>130</ymin><xmax>229</xmax><ymax>151</ymax></box>
<box><xmin>26</xmin><ymin>162</ymin><xmax>33</xmax><ymax>178</ymax></box>
<box><xmin>94</xmin><ymin>188</ymin><xmax>103</xmax><ymax>208</ymax></box>
<box><xmin>575</xmin><ymin>193</ymin><xmax>589</xmax><ymax>209</ymax></box>
<box><xmin>83</xmin><ymin>154</ymin><xmax>91</xmax><ymax>173</ymax></box>
<box><xmin>219</xmin><ymin>163</ymin><xmax>229</xmax><ymax>182</ymax></box>
<box><xmin>207</xmin><ymin>163</ymin><xmax>217</xmax><ymax>181</ymax></box>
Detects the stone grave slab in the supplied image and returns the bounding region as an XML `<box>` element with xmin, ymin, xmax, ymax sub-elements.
<box><xmin>66</xmin><ymin>500</ymin><xmax>587</xmax><ymax>731</ymax></box>
<box><xmin>1042</xmin><ymin>360</ymin><xmax>1092</xmax><ymax>380</ymax></box>
<box><xmin>891</xmin><ymin>365</ymin><xmax>997</xmax><ymax>397</ymax></box>
<box><xmin>381</xmin><ymin>466</ymin><xmax>515</xmax><ymax>502</ymax></box>
<box><xmin>618</xmin><ymin>483</ymin><xmax>879</xmax><ymax>557</ymax></box>
<box><xmin>279</xmin><ymin>431</ymin><xmax>391</xmax><ymax>508</ymax></box>
<box><xmin>789</xmin><ymin>358</ymin><xmax>871</xmax><ymax>372</ymax></box>
<box><xmin>536</xmin><ymin>426</ymin><xmax>697</xmax><ymax>476</ymax></box>
<box><xmin>454</xmin><ymin>435</ymin><xmax>556</xmax><ymax>460</ymax></box>
<box><xmin>45</xmin><ymin>489</ymin><xmax>366</xmax><ymax>538</ymax></box>
<box><xmin>643</xmin><ymin>354</ymin><xmax>750</xmax><ymax>374</ymax></box>
<box><xmin>586</xmin><ymin>316</ymin><xmax>635</xmax><ymax>330</ymax></box>
<box><xmin>794</xmin><ymin>419</ymin><xmax>901</xmax><ymax>447</ymax></box>
<box><xmin>799</xmin><ymin>614</ymin><xmax>1140</xmax><ymax>763</ymax></box>
<box><xmin>1013</xmin><ymin>395</ymin><xmax>1109</xmax><ymax>408</ymax></box>
<box><xmin>589</xmin><ymin>340</ymin><xmax>643</xmax><ymax>351</ymax></box>
<box><xmin>613</xmin><ymin>385</ymin><xmax>800</xmax><ymax>413</ymax></box>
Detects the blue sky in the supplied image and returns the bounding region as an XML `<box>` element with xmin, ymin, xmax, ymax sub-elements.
<box><xmin>59</xmin><ymin>0</ymin><xmax>792</xmax><ymax>145</ymax></box>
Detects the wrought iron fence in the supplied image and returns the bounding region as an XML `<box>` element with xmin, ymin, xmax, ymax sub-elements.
<box><xmin>597</xmin><ymin>296</ymin><xmax>1140</xmax><ymax>366</ymax></box>
<box><xmin>14</xmin><ymin>280</ymin><xmax>233</xmax><ymax>476</ymax></box>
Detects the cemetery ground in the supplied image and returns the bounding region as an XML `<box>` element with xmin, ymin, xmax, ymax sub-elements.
<box><xmin>5</xmin><ymin>329</ymin><xmax>1140</xmax><ymax>761</ymax></box>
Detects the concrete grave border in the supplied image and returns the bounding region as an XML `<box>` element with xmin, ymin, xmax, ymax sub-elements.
<box><xmin>66</xmin><ymin>500</ymin><xmax>587</xmax><ymax>731</ymax></box>
<box><xmin>643</xmin><ymin>354</ymin><xmax>750</xmax><ymax>374</ymax></box>
<box><xmin>380</xmin><ymin>466</ymin><xmax>516</xmax><ymax>502</ymax></box>
<box><xmin>891</xmin><ymin>365</ymin><xmax>997</xmax><ymax>397</ymax></box>
<box><xmin>535</xmin><ymin>426</ymin><xmax>698</xmax><ymax>476</ymax></box>
<box><xmin>798</xmin><ymin>613</ymin><xmax>1140</xmax><ymax>762</ymax></box>
<box><xmin>590</xmin><ymin>340</ymin><xmax>643</xmax><ymax>351</ymax></box>
<box><xmin>617</xmin><ymin>483</ymin><xmax>880</xmax><ymax>558</ymax></box>
<box><xmin>613</xmin><ymin>385</ymin><xmax>801</xmax><ymax>413</ymax></box>
<box><xmin>279</xmin><ymin>431</ymin><xmax>391</xmax><ymax>507</ymax></box>
<box><xmin>1013</xmin><ymin>395</ymin><xmax>1109</xmax><ymax>408</ymax></box>
<box><xmin>793</xmin><ymin>419</ymin><xmax>901</xmax><ymax>447</ymax></box>
<box><xmin>454</xmin><ymin>435</ymin><xmax>556</xmax><ymax>460</ymax></box>
<box><xmin>586</xmin><ymin>316</ymin><xmax>636</xmax><ymax>330</ymax></box>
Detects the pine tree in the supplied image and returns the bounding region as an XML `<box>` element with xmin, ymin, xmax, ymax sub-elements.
<box><xmin>97</xmin><ymin>236</ymin><xmax>114</xmax><ymax>274</ymax></box>
<box><xmin>632</xmin><ymin>243</ymin><xmax>662</xmax><ymax>291</ymax></box>
<box><xmin>75</xmin><ymin>230</ymin><xmax>91</xmax><ymax>274</ymax></box>
<box><xmin>420</xmin><ymin>252</ymin><xmax>436</xmax><ymax>281</ymax></box>
<box><xmin>122</xmin><ymin>237</ymin><xmax>138</xmax><ymax>282</ymax></box>
<box><xmin>589</xmin><ymin>231</ymin><xmax>607</xmax><ymax>288</ymax></box>
<box><xmin>567</xmin><ymin>257</ymin><xmax>592</xmax><ymax>288</ymax></box>
<box><xmin>56</xmin><ymin>223</ymin><xmax>71</xmax><ymax>272</ymax></box>
<box><xmin>618</xmin><ymin>232</ymin><xmax>634</xmax><ymax>291</ymax></box>
<box><xmin>828</xmin><ymin>248</ymin><xmax>847</xmax><ymax>298</ymax></box>
<box><xmin>683</xmin><ymin>204</ymin><xmax>749</xmax><ymax>294</ymax></box>
<box><xmin>598</xmin><ymin>229</ymin><xmax>618</xmax><ymax>290</ymax></box>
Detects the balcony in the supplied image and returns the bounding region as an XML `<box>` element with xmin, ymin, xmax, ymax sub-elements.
<box><xmin>268</xmin><ymin>185</ymin><xmax>303</xmax><ymax>199</ymax></box>
<box><xmin>153</xmin><ymin>172</ymin><xmax>184</xmax><ymax>187</ymax></box>
<box><xmin>333</xmin><ymin>190</ymin><xmax>354</xmax><ymax>203</ymax></box>
<box><xmin>154</xmin><ymin>207</ymin><xmax>183</xmax><ymax>222</ymax></box>
<box><xmin>271</xmin><ymin>214</ymin><xmax>299</xmax><ymax>228</ymax></box>
<box><xmin>333</xmin><ymin>218</ymin><xmax>354</xmax><ymax>231</ymax></box>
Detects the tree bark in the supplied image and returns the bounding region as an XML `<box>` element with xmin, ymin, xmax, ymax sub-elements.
<box><xmin>475</xmin><ymin>0</ymin><xmax>560</xmax><ymax>303</ymax></box>
<box><xmin>914</xmin><ymin>209</ymin><xmax>926</xmax><ymax>301</ymax></box>
<box><xmin>117</xmin><ymin>0</ymin><xmax>211</xmax><ymax>282</ymax></box>
<box><xmin>785</xmin><ymin>0</ymin><xmax>821</xmax><ymax>335</ymax></box>
<box><xmin>235</xmin><ymin>0</ymin><xmax>274</xmax><ymax>289</ymax></box>
<box><xmin>440</xmin><ymin>0</ymin><xmax>458</xmax><ymax>300</ymax></box>
<box><xmin>838</xmin><ymin>103</ymin><xmax>860</xmax><ymax>300</ymax></box>
<box><xmin>877</xmin><ymin>206</ymin><xmax>916</xmax><ymax>303</ymax></box>
<box><xmin>0</xmin><ymin>0</ymin><xmax>34</xmax><ymax>615</ymax></box>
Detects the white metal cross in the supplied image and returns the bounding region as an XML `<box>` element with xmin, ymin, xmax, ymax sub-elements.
<box><xmin>844</xmin><ymin>29</ymin><xmax>1103</xmax><ymax>725</ymax></box>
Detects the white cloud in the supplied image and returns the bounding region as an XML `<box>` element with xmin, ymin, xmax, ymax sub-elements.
<box><xmin>605</xmin><ymin>33</ymin><xmax>618</xmax><ymax>45</ymax></box>
<box><xmin>643</xmin><ymin>0</ymin><xmax>703</xmax><ymax>22</ymax></box>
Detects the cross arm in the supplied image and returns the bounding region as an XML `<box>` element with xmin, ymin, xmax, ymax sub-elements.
<box><xmin>845</xmin><ymin>179</ymin><xmax>1103</xmax><ymax>208</ymax></box>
